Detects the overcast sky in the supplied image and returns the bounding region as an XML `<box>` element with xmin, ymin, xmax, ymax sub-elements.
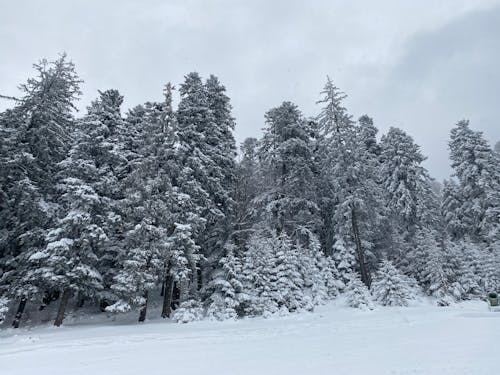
<box><xmin>1</xmin><ymin>0</ymin><xmax>499</xmax><ymax>179</ymax></box>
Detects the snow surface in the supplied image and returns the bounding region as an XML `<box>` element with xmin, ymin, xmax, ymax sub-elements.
<box><xmin>0</xmin><ymin>299</ymin><xmax>498</xmax><ymax>375</ymax></box>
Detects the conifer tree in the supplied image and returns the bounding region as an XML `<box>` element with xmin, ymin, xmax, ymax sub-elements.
<box><xmin>372</xmin><ymin>260</ymin><xmax>416</xmax><ymax>307</ymax></box>
<box><xmin>206</xmin><ymin>242</ymin><xmax>242</xmax><ymax>320</ymax></box>
<box><xmin>345</xmin><ymin>274</ymin><xmax>374</xmax><ymax>309</ymax></box>
<box><xmin>448</xmin><ymin>120</ymin><xmax>500</xmax><ymax>244</ymax></box>
<box><xmin>0</xmin><ymin>55</ymin><xmax>82</xmax><ymax>327</ymax></box>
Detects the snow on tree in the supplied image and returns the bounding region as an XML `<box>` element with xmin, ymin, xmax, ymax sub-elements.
<box><xmin>372</xmin><ymin>260</ymin><xmax>416</xmax><ymax>307</ymax></box>
<box><xmin>274</xmin><ymin>232</ymin><xmax>313</xmax><ymax>312</ymax></box>
<box><xmin>448</xmin><ymin>120</ymin><xmax>500</xmax><ymax>243</ymax></box>
<box><xmin>379</xmin><ymin>127</ymin><xmax>440</xmax><ymax>272</ymax></box>
<box><xmin>452</xmin><ymin>241</ymin><xmax>483</xmax><ymax>299</ymax></box>
<box><xmin>344</xmin><ymin>274</ymin><xmax>374</xmax><ymax>310</ymax></box>
<box><xmin>256</xmin><ymin>101</ymin><xmax>320</xmax><ymax>241</ymax></box>
<box><xmin>494</xmin><ymin>141</ymin><xmax>500</xmax><ymax>154</ymax></box>
<box><xmin>421</xmin><ymin>246</ymin><xmax>456</xmax><ymax>306</ymax></box>
<box><xmin>233</xmin><ymin>137</ymin><xmax>260</xmax><ymax>250</ymax></box>
<box><xmin>441</xmin><ymin>179</ymin><xmax>467</xmax><ymax>240</ymax></box>
<box><xmin>0</xmin><ymin>55</ymin><xmax>82</xmax><ymax>327</ymax></box>
<box><xmin>205</xmin><ymin>242</ymin><xmax>243</xmax><ymax>320</ymax></box>
<box><xmin>240</xmin><ymin>231</ymin><xmax>281</xmax><ymax>317</ymax></box>
<box><xmin>332</xmin><ymin>236</ymin><xmax>357</xmax><ymax>291</ymax></box>
<box><xmin>0</xmin><ymin>296</ymin><xmax>9</xmax><ymax>322</ymax></box>
<box><xmin>315</xmin><ymin>78</ymin><xmax>381</xmax><ymax>287</ymax></box>
<box><xmin>200</xmin><ymin>75</ymin><xmax>238</xmax><ymax>277</ymax></box>
<box><xmin>300</xmin><ymin>233</ymin><xmax>338</xmax><ymax>303</ymax></box>
<box><xmin>171</xmin><ymin>299</ymin><xmax>205</xmax><ymax>323</ymax></box>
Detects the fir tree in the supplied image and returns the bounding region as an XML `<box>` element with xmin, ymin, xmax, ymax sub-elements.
<box><xmin>206</xmin><ymin>242</ymin><xmax>242</xmax><ymax>320</ymax></box>
<box><xmin>345</xmin><ymin>274</ymin><xmax>374</xmax><ymax>310</ymax></box>
<box><xmin>448</xmin><ymin>120</ymin><xmax>500</xmax><ymax>244</ymax></box>
<box><xmin>372</xmin><ymin>260</ymin><xmax>416</xmax><ymax>307</ymax></box>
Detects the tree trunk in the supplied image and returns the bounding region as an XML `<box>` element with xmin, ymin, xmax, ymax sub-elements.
<box><xmin>162</xmin><ymin>274</ymin><xmax>175</xmax><ymax>318</ymax></box>
<box><xmin>138</xmin><ymin>290</ymin><xmax>149</xmax><ymax>322</ymax></box>
<box><xmin>12</xmin><ymin>297</ymin><xmax>27</xmax><ymax>328</ymax></box>
<box><xmin>351</xmin><ymin>207</ymin><xmax>371</xmax><ymax>288</ymax></box>
<box><xmin>54</xmin><ymin>289</ymin><xmax>71</xmax><ymax>327</ymax></box>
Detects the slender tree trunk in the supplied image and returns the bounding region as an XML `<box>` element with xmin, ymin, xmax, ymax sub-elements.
<box><xmin>351</xmin><ymin>207</ymin><xmax>371</xmax><ymax>288</ymax></box>
<box><xmin>54</xmin><ymin>289</ymin><xmax>71</xmax><ymax>327</ymax></box>
<box><xmin>138</xmin><ymin>290</ymin><xmax>149</xmax><ymax>322</ymax></box>
<box><xmin>162</xmin><ymin>274</ymin><xmax>175</xmax><ymax>318</ymax></box>
<box><xmin>12</xmin><ymin>297</ymin><xmax>27</xmax><ymax>328</ymax></box>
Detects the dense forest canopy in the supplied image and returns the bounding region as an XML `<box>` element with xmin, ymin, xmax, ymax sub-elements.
<box><xmin>0</xmin><ymin>55</ymin><xmax>499</xmax><ymax>327</ymax></box>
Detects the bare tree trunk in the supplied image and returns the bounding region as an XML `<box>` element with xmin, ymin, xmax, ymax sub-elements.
<box><xmin>162</xmin><ymin>274</ymin><xmax>175</xmax><ymax>318</ymax></box>
<box><xmin>54</xmin><ymin>289</ymin><xmax>71</xmax><ymax>327</ymax></box>
<box><xmin>351</xmin><ymin>207</ymin><xmax>371</xmax><ymax>288</ymax></box>
<box><xmin>12</xmin><ymin>297</ymin><xmax>27</xmax><ymax>328</ymax></box>
<box><xmin>138</xmin><ymin>290</ymin><xmax>149</xmax><ymax>322</ymax></box>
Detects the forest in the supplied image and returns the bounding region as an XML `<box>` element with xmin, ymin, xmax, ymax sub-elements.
<box><xmin>0</xmin><ymin>55</ymin><xmax>499</xmax><ymax>328</ymax></box>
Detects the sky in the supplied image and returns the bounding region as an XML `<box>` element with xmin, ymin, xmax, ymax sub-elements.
<box><xmin>1</xmin><ymin>0</ymin><xmax>499</xmax><ymax>179</ymax></box>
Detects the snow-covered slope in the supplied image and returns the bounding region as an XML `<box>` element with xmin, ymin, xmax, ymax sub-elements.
<box><xmin>0</xmin><ymin>300</ymin><xmax>498</xmax><ymax>375</ymax></box>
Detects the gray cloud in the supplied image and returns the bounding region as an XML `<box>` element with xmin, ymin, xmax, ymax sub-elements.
<box><xmin>355</xmin><ymin>6</ymin><xmax>500</xmax><ymax>179</ymax></box>
<box><xmin>1</xmin><ymin>0</ymin><xmax>499</xmax><ymax>179</ymax></box>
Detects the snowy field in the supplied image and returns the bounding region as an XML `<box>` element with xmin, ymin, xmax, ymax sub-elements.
<box><xmin>1</xmin><ymin>300</ymin><xmax>498</xmax><ymax>375</ymax></box>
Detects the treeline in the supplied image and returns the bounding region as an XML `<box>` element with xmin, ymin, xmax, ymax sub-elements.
<box><xmin>0</xmin><ymin>55</ymin><xmax>499</xmax><ymax>327</ymax></box>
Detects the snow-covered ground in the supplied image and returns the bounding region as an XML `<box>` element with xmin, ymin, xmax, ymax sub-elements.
<box><xmin>0</xmin><ymin>299</ymin><xmax>498</xmax><ymax>375</ymax></box>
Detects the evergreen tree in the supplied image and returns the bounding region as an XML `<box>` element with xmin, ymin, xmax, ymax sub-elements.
<box><xmin>234</xmin><ymin>137</ymin><xmax>260</xmax><ymax>251</ymax></box>
<box><xmin>171</xmin><ymin>299</ymin><xmax>204</xmax><ymax>323</ymax></box>
<box><xmin>240</xmin><ymin>230</ymin><xmax>281</xmax><ymax>316</ymax></box>
<box><xmin>331</xmin><ymin>236</ymin><xmax>357</xmax><ymax>291</ymax></box>
<box><xmin>448</xmin><ymin>120</ymin><xmax>500</xmax><ymax>244</ymax></box>
<box><xmin>372</xmin><ymin>260</ymin><xmax>416</xmax><ymax>306</ymax></box>
<box><xmin>316</xmin><ymin>78</ymin><xmax>379</xmax><ymax>287</ymax></box>
<box><xmin>206</xmin><ymin>242</ymin><xmax>242</xmax><ymax>320</ymax></box>
<box><xmin>344</xmin><ymin>274</ymin><xmax>374</xmax><ymax>309</ymax></box>
<box><xmin>0</xmin><ymin>55</ymin><xmax>82</xmax><ymax>327</ymax></box>
<box><xmin>256</xmin><ymin>101</ymin><xmax>319</xmax><ymax>242</ymax></box>
<box><xmin>379</xmin><ymin>127</ymin><xmax>440</xmax><ymax>270</ymax></box>
<box><xmin>441</xmin><ymin>179</ymin><xmax>467</xmax><ymax>240</ymax></box>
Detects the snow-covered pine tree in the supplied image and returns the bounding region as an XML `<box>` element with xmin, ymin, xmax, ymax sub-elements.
<box><xmin>205</xmin><ymin>242</ymin><xmax>243</xmax><ymax>320</ymax></box>
<box><xmin>256</xmin><ymin>101</ymin><xmax>320</xmax><ymax>240</ymax></box>
<box><xmin>171</xmin><ymin>299</ymin><xmax>204</xmax><ymax>323</ymax></box>
<box><xmin>173</xmin><ymin>72</ymin><xmax>221</xmax><ymax>297</ymax></box>
<box><xmin>199</xmin><ymin>75</ymin><xmax>238</xmax><ymax>282</ymax></box>
<box><xmin>331</xmin><ymin>236</ymin><xmax>357</xmax><ymax>291</ymax></box>
<box><xmin>110</xmin><ymin>87</ymin><xmax>181</xmax><ymax>321</ymax></box>
<box><xmin>233</xmin><ymin>137</ymin><xmax>260</xmax><ymax>251</ymax></box>
<box><xmin>372</xmin><ymin>260</ymin><xmax>416</xmax><ymax>307</ymax></box>
<box><xmin>0</xmin><ymin>55</ymin><xmax>82</xmax><ymax>327</ymax></box>
<box><xmin>315</xmin><ymin>78</ymin><xmax>381</xmax><ymax>287</ymax></box>
<box><xmin>451</xmin><ymin>241</ymin><xmax>483</xmax><ymax>299</ymax></box>
<box><xmin>274</xmin><ymin>232</ymin><xmax>312</xmax><ymax>312</ymax></box>
<box><xmin>344</xmin><ymin>274</ymin><xmax>374</xmax><ymax>309</ymax></box>
<box><xmin>441</xmin><ymin>179</ymin><xmax>467</xmax><ymax>240</ymax></box>
<box><xmin>421</xmin><ymin>244</ymin><xmax>456</xmax><ymax>306</ymax></box>
<box><xmin>240</xmin><ymin>230</ymin><xmax>281</xmax><ymax>317</ymax></box>
<box><xmin>379</xmin><ymin>127</ymin><xmax>440</xmax><ymax>270</ymax></box>
<box><xmin>448</xmin><ymin>120</ymin><xmax>500</xmax><ymax>244</ymax></box>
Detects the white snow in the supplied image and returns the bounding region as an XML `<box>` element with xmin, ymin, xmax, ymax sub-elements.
<box><xmin>0</xmin><ymin>299</ymin><xmax>498</xmax><ymax>375</ymax></box>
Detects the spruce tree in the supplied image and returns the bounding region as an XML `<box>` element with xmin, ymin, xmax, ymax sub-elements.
<box><xmin>0</xmin><ymin>55</ymin><xmax>82</xmax><ymax>327</ymax></box>
<box><xmin>372</xmin><ymin>260</ymin><xmax>416</xmax><ymax>306</ymax></box>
